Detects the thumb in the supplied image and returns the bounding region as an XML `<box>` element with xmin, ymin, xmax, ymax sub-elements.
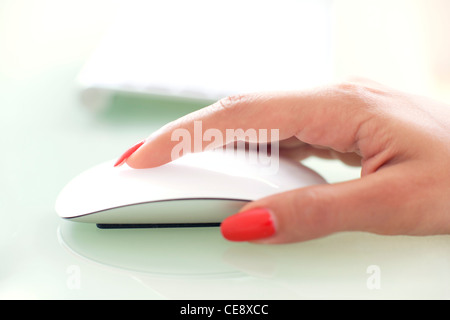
<box><xmin>220</xmin><ymin>166</ymin><xmax>417</xmax><ymax>244</ymax></box>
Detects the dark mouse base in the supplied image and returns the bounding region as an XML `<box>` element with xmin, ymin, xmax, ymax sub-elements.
<box><xmin>96</xmin><ymin>223</ymin><xmax>221</xmax><ymax>229</ymax></box>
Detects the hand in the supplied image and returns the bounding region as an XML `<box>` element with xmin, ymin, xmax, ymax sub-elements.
<box><xmin>117</xmin><ymin>79</ymin><xmax>450</xmax><ymax>244</ymax></box>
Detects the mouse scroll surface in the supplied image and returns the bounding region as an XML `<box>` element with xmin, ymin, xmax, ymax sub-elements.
<box><xmin>55</xmin><ymin>150</ymin><xmax>327</xmax><ymax>227</ymax></box>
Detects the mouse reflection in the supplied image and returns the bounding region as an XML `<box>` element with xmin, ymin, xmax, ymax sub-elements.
<box><xmin>56</xmin><ymin>220</ymin><xmax>450</xmax><ymax>299</ymax></box>
<box><xmin>57</xmin><ymin>221</ymin><xmax>246</xmax><ymax>278</ymax></box>
<box><xmin>57</xmin><ymin>221</ymin><xmax>302</xmax><ymax>298</ymax></box>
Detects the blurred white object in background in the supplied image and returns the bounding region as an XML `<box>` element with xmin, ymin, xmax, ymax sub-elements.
<box><xmin>420</xmin><ymin>0</ymin><xmax>450</xmax><ymax>96</ymax></box>
<box><xmin>76</xmin><ymin>0</ymin><xmax>333</xmax><ymax>109</ymax></box>
<box><xmin>333</xmin><ymin>0</ymin><xmax>450</xmax><ymax>102</ymax></box>
<box><xmin>77</xmin><ymin>0</ymin><xmax>450</xmax><ymax>110</ymax></box>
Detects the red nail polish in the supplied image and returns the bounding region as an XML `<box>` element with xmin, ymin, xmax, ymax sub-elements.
<box><xmin>221</xmin><ymin>208</ymin><xmax>275</xmax><ymax>242</ymax></box>
<box><xmin>114</xmin><ymin>140</ymin><xmax>145</xmax><ymax>167</ymax></box>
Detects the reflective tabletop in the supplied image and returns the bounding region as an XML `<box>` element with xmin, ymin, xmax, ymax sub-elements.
<box><xmin>1</xmin><ymin>0</ymin><xmax>449</xmax><ymax>300</ymax></box>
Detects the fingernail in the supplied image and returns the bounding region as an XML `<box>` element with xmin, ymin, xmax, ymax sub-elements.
<box><xmin>221</xmin><ymin>208</ymin><xmax>276</xmax><ymax>242</ymax></box>
<box><xmin>114</xmin><ymin>140</ymin><xmax>146</xmax><ymax>167</ymax></box>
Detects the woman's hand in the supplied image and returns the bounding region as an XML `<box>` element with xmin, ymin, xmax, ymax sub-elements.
<box><xmin>117</xmin><ymin>79</ymin><xmax>450</xmax><ymax>244</ymax></box>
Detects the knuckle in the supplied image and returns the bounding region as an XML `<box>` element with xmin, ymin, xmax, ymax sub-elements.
<box><xmin>293</xmin><ymin>187</ymin><xmax>335</xmax><ymax>232</ymax></box>
<box><xmin>296</xmin><ymin>187</ymin><xmax>323</xmax><ymax>214</ymax></box>
<box><xmin>331</xmin><ymin>81</ymin><xmax>387</xmax><ymax>119</ymax></box>
<box><xmin>334</xmin><ymin>79</ymin><xmax>390</xmax><ymax>101</ymax></box>
<box><xmin>335</xmin><ymin>81</ymin><xmax>368</xmax><ymax>98</ymax></box>
<box><xmin>273</xmin><ymin>187</ymin><xmax>335</xmax><ymax>243</ymax></box>
<box><xmin>213</xmin><ymin>94</ymin><xmax>252</xmax><ymax>112</ymax></box>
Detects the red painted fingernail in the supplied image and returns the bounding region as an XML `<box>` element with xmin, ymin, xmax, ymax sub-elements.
<box><xmin>221</xmin><ymin>208</ymin><xmax>275</xmax><ymax>242</ymax></box>
<box><xmin>114</xmin><ymin>140</ymin><xmax>145</xmax><ymax>167</ymax></box>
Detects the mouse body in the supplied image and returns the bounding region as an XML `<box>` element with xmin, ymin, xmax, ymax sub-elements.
<box><xmin>55</xmin><ymin>150</ymin><xmax>326</xmax><ymax>228</ymax></box>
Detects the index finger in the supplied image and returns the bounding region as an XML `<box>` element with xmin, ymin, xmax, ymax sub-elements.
<box><xmin>126</xmin><ymin>85</ymin><xmax>370</xmax><ymax>168</ymax></box>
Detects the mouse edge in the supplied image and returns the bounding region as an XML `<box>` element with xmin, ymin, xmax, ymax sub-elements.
<box><xmin>56</xmin><ymin>198</ymin><xmax>250</xmax><ymax>227</ymax></box>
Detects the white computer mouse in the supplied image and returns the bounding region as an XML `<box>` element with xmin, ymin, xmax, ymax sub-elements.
<box><xmin>55</xmin><ymin>149</ymin><xmax>326</xmax><ymax>228</ymax></box>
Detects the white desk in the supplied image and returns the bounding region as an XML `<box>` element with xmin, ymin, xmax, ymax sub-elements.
<box><xmin>1</xmin><ymin>0</ymin><xmax>449</xmax><ymax>300</ymax></box>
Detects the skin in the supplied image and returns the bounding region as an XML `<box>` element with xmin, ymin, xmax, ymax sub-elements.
<box><xmin>126</xmin><ymin>79</ymin><xmax>450</xmax><ymax>244</ymax></box>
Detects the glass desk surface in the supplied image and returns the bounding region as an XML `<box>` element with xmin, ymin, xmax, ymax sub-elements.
<box><xmin>1</xmin><ymin>0</ymin><xmax>449</xmax><ymax>300</ymax></box>
<box><xmin>2</xmin><ymin>72</ymin><xmax>449</xmax><ymax>300</ymax></box>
